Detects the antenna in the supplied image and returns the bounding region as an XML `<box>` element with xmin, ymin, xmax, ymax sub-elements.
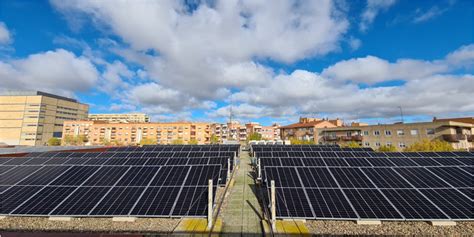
<box><xmin>229</xmin><ymin>94</ymin><xmax>234</xmax><ymax>140</ymax></box>
<box><xmin>398</xmin><ymin>106</ymin><xmax>404</xmax><ymax>123</ymax></box>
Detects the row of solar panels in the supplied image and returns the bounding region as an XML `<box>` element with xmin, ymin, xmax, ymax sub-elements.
<box><xmin>107</xmin><ymin>144</ymin><xmax>240</xmax><ymax>153</ymax></box>
<box><xmin>1</xmin><ymin>156</ymin><xmax>232</xmax><ymax>185</ymax></box>
<box><xmin>259</xmin><ymin>157</ymin><xmax>472</xmax><ymax>168</ymax></box>
<box><xmin>255</xmin><ymin>151</ymin><xmax>474</xmax><ymax>158</ymax></box>
<box><xmin>263</xmin><ymin>166</ymin><xmax>472</xmax><ymax>220</ymax></box>
<box><xmin>252</xmin><ymin>145</ymin><xmax>372</xmax><ymax>152</ymax></box>
<box><xmin>22</xmin><ymin>151</ymin><xmax>237</xmax><ymax>159</ymax></box>
<box><xmin>0</xmin><ymin>164</ymin><xmax>221</xmax><ymax>217</ymax></box>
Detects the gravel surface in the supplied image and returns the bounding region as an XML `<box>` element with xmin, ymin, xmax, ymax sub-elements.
<box><xmin>0</xmin><ymin>217</ymin><xmax>179</xmax><ymax>234</ymax></box>
<box><xmin>307</xmin><ymin>220</ymin><xmax>474</xmax><ymax>235</ymax></box>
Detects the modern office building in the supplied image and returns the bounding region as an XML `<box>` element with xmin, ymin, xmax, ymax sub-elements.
<box><xmin>0</xmin><ymin>91</ymin><xmax>89</xmax><ymax>146</ymax></box>
<box><xmin>62</xmin><ymin>120</ymin><xmax>211</xmax><ymax>145</ymax></box>
<box><xmin>88</xmin><ymin>113</ymin><xmax>150</xmax><ymax>123</ymax></box>
<box><xmin>318</xmin><ymin>117</ymin><xmax>474</xmax><ymax>151</ymax></box>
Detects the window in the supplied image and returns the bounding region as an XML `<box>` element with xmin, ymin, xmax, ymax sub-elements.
<box><xmin>410</xmin><ymin>129</ymin><xmax>418</xmax><ymax>135</ymax></box>
<box><xmin>364</xmin><ymin>142</ymin><xmax>370</xmax><ymax>147</ymax></box>
<box><xmin>385</xmin><ymin>130</ymin><xmax>392</xmax><ymax>136</ymax></box>
<box><xmin>386</xmin><ymin>142</ymin><xmax>392</xmax><ymax>146</ymax></box>
<box><xmin>363</xmin><ymin>131</ymin><xmax>369</xmax><ymax>136</ymax></box>
<box><xmin>375</xmin><ymin>142</ymin><xmax>381</xmax><ymax>147</ymax></box>
<box><xmin>396</xmin><ymin>129</ymin><xmax>405</xmax><ymax>136</ymax></box>
<box><xmin>399</xmin><ymin>142</ymin><xmax>406</xmax><ymax>148</ymax></box>
<box><xmin>426</xmin><ymin>128</ymin><xmax>435</xmax><ymax>135</ymax></box>
<box><xmin>374</xmin><ymin>130</ymin><xmax>380</xmax><ymax>136</ymax></box>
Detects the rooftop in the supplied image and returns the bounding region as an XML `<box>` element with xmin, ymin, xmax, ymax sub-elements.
<box><xmin>0</xmin><ymin>90</ymin><xmax>78</xmax><ymax>103</ymax></box>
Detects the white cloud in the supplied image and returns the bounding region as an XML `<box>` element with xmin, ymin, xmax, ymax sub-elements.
<box><xmin>51</xmin><ymin>0</ymin><xmax>349</xmax><ymax>100</ymax></box>
<box><xmin>100</xmin><ymin>60</ymin><xmax>135</xmax><ymax>93</ymax></box>
<box><xmin>0</xmin><ymin>22</ymin><xmax>11</xmax><ymax>44</ymax></box>
<box><xmin>445</xmin><ymin>44</ymin><xmax>474</xmax><ymax>67</ymax></box>
<box><xmin>225</xmin><ymin>71</ymin><xmax>474</xmax><ymax>120</ymax></box>
<box><xmin>360</xmin><ymin>0</ymin><xmax>397</xmax><ymax>32</ymax></box>
<box><xmin>413</xmin><ymin>6</ymin><xmax>447</xmax><ymax>23</ymax></box>
<box><xmin>322</xmin><ymin>56</ymin><xmax>449</xmax><ymax>84</ymax></box>
<box><xmin>0</xmin><ymin>49</ymin><xmax>99</xmax><ymax>96</ymax></box>
<box><xmin>348</xmin><ymin>37</ymin><xmax>361</xmax><ymax>51</ymax></box>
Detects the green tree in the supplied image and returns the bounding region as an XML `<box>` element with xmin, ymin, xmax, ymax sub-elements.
<box><xmin>247</xmin><ymin>132</ymin><xmax>262</xmax><ymax>141</ymax></box>
<box><xmin>378</xmin><ymin>145</ymin><xmax>397</xmax><ymax>152</ymax></box>
<box><xmin>210</xmin><ymin>134</ymin><xmax>219</xmax><ymax>144</ymax></box>
<box><xmin>289</xmin><ymin>137</ymin><xmax>315</xmax><ymax>145</ymax></box>
<box><xmin>171</xmin><ymin>139</ymin><xmax>184</xmax><ymax>145</ymax></box>
<box><xmin>47</xmin><ymin>137</ymin><xmax>61</xmax><ymax>146</ymax></box>
<box><xmin>140</xmin><ymin>138</ymin><xmax>156</xmax><ymax>145</ymax></box>
<box><xmin>344</xmin><ymin>141</ymin><xmax>361</xmax><ymax>148</ymax></box>
<box><xmin>188</xmin><ymin>139</ymin><xmax>199</xmax><ymax>145</ymax></box>
<box><xmin>404</xmin><ymin>139</ymin><xmax>453</xmax><ymax>152</ymax></box>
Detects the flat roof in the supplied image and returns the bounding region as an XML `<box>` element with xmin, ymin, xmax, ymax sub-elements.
<box><xmin>0</xmin><ymin>90</ymin><xmax>78</xmax><ymax>103</ymax></box>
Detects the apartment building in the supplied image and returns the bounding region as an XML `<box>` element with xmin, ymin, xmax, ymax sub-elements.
<box><xmin>280</xmin><ymin>117</ymin><xmax>343</xmax><ymax>142</ymax></box>
<box><xmin>62</xmin><ymin>120</ymin><xmax>211</xmax><ymax>145</ymax></box>
<box><xmin>211</xmin><ymin>121</ymin><xmax>281</xmax><ymax>142</ymax></box>
<box><xmin>259</xmin><ymin>124</ymin><xmax>281</xmax><ymax>140</ymax></box>
<box><xmin>318</xmin><ymin>117</ymin><xmax>474</xmax><ymax>151</ymax></box>
<box><xmin>89</xmin><ymin>113</ymin><xmax>150</xmax><ymax>123</ymax></box>
<box><xmin>0</xmin><ymin>91</ymin><xmax>89</xmax><ymax>146</ymax></box>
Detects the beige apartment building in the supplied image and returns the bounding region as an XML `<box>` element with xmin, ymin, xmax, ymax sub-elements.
<box><xmin>62</xmin><ymin>120</ymin><xmax>211</xmax><ymax>145</ymax></box>
<box><xmin>0</xmin><ymin>91</ymin><xmax>89</xmax><ymax>146</ymax></box>
<box><xmin>89</xmin><ymin>113</ymin><xmax>150</xmax><ymax>123</ymax></box>
<box><xmin>318</xmin><ymin>117</ymin><xmax>474</xmax><ymax>151</ymax></box>
<box><xmin>280</xmin><ymin>117</ymin><xmax>343</xmax><ymax>142</ymax></box>
<box><xmin>211</xmin><ymin>121</ymin><xmax>281</xmax><ymax>142</ymax></box>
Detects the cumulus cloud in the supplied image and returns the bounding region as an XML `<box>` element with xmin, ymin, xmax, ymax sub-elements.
<box><xmin>0</xmin><ymin>49</ymin><xmax>99</xmax><ymax>96</ymax></box>
<box><xmin>0</xmin><ymin>22</ymin><xmax>11</xmax><ymax>44</ymax></box>
<box><xmin>224</xmin><ymin>72</ymin><xmax>474</xmax><ymax>120</ymax></box>
<box><xmin>321</xmin><ymin>44</ymin><xmax>474</xmax><ymax>84</ymax></box>
<box><xmin>360</xmin><ymin>0</ymin><xmax>397</xmax><ymax>32</ymax></box>
<box><xmin>321</xmin><ymin>56</ymin><xmax>448</xmax><ymax>84</ymax></box>
<box><xmin>51</xmin><ymin>0</ymin><xmax>348</xmax><ymax>100</ymax></box>
<box><xmin>126</xmin><ymin>82</ymin><xmax>217</xmax><ymax>114</ymax></box>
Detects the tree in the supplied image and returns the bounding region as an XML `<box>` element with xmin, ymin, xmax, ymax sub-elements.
<box><xmin>248</xmin><ymin>132</ymin><xmax>262</xmax><ymax>141</ymax></box>
<box><xmin>289</xmin><ymin>137</ymin><xmax>315</xmax><ymax>145</ymax></box>
<box><xmin>47</xmin><ymin>137</ymin><xmax>61</xmax><ymax>146</ymax></box>
<box><xmin>171</xmin><ymin>139</ymin><xmax>184</xmax><ymax>145</ymax></box>
<box><xmin>344</xmin><ymin>141</ymin><xmax>361</xmax><ymax>148</ymax></box>
<box><xmin>404</xmin><ymin>139</ymin><xmax>453</xmax><ymax>152</ymax></box>
<box><xmin>210</xmin><ymin>134</ymin><xmax>219</xmax><ymax>144</ymax></box>
<box><xmin>140</xmin><ymin>138</ymin><xmax>156</xmax><ymax>145</ymax></box>
<box><xmin>188</xmin><ymin>139</ymin><xmax>199</xmax><ymax>145</ymax></box>
<box><xmin>378</xmin><ymin>145</ymin><xmax>397</xmax><ymax>152</ymax></box>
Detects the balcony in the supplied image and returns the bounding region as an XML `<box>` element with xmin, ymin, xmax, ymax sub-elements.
<box><xmin>442</xmin><ymin>134</ymin><xmax>466</xmax><ymax>142</ymax></box>
<box><xmin>467</xmin><ymin>135</ymin><xmax>473</xmax><ymax>142</ymax></box>
<box><xmin>323</xmin><ymin>136</ymin><xmax>339</xmax><ymax>141</ymax></box>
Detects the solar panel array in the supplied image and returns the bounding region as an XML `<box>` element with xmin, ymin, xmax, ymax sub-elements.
<box><xmin>0</xmin><ymin>144</ymin><xmax>239</xmax><ymax>217</ymax></box>
<box><xmin>255</xmin><ymin>145</ymin><xmax>473</xmax><ymax>221</ymax></box>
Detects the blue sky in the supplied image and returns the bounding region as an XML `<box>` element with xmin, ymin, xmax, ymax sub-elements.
<box><xmin>0</xmin><ymin>0</ymin><xmax>473</xmax><ymax>126</ymax></box>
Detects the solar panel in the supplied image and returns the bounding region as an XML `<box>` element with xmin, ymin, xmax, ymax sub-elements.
<box><xmin>1</xmin><ymin>186</ymin><xmax>43</xmax><ymax>214</ymax></box>
<box><xmin>13</xmin><ymin>186</ymin><xmax>78</xmax><ymax>215</ymax></box>
<box><xmin>131</xmin><ymin>186</ymin><xmax>180</xmax><ymax>216</ymax></box>
<box><xmin>51</xmin><ymin>187</ymin><xmax>111</xmax><ymax>216</ymax></box>
<box><xmin>329</xmin><ymin>168</ymin><xmax>375</xmax><ymax>188</ymax></box>
<box><xmin>306</xmin><ymin>188</ymin><xmax>356</xmax><ymax>219</ymax></box>
<box><xmin>272</xmin><ymin>188</ymin><xmax>313</xmax><ymax>218</ymax></box>
<box><xmin>380</xmin><ymin>189</ymin><xmax>448</xmax><ymax>219</ymax></box>
<box><xmin>394</xmin><ymin>168</ymin><xmax>451</xmax><ymax>188</ymax></box>
<box><xmin>343</xmin><ymin>189</ymin><xmax>402</xmax><ymax>219</ymax></box>
<box><xmin>89</xmin><ymin>187</ymin><xmax>146</xmax><ymax>216</ymax></box>
<box><xmin>419</xmin><ymin>189</ymin><xmax>472</xmax><ymax>219</ymax></box>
